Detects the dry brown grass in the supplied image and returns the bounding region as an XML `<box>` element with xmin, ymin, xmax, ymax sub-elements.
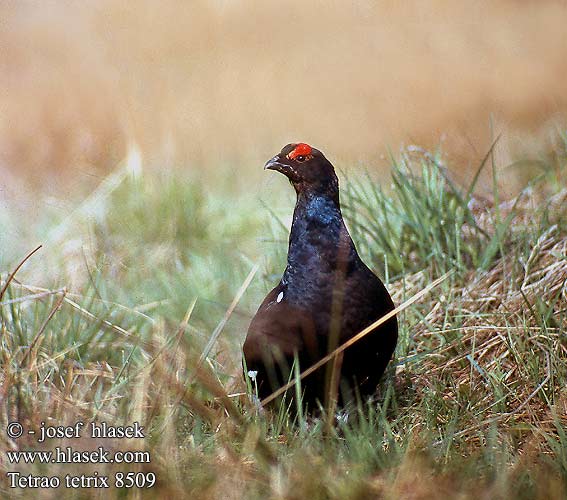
<box><xmin>1</xmin><ymin>0</ymin><xmax>567</xmax><ymax>187</ymax></box>
<box><xmin>396</xmin><ymin>189</ymin><xmax>567</xmax><ymax>449</ymax></box>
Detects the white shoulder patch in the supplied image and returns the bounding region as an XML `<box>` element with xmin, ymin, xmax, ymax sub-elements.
<box><xmin>276</xmin><ymin>291</ymin><xmax>284</xmax><ymax>303</ymax></box>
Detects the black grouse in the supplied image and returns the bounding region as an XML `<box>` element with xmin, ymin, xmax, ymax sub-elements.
<box><xmin>243</xmin><ymin>143</ymin><xmax>397</xmax><ymax>410</ymax></box>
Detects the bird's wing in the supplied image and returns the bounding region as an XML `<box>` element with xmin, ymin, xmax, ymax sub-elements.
<box><xmin>243</xmin><ymin>284</ymin><xmax>318</xmax><ymax>362</ymax></box>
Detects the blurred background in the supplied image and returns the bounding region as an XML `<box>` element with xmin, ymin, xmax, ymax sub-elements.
<box><xmin>1</xmin><ymin>0</ymin><xmax>567</xmax><ymax>282</ymax></box>
<box><xmin>1</xmin><ymin>0</ymin><xmax>566</xmax><ymax>190</ymax></box>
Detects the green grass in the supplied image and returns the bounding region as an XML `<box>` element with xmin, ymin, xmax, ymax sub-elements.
<box><xmin>1</xmin><ymin>145</ymin><xmax>566</xmax><ymax>499</ymax></box>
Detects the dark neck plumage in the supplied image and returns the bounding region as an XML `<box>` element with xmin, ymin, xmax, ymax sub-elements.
<box><xmin>284</xmin><ymin>188</ymin><xmax>359</xmax><ymax>277</ymax></box>
<box><xmin>293</xmin><ymin>189</ymin><xmax>341</xmax><ymax>227</ymax></box>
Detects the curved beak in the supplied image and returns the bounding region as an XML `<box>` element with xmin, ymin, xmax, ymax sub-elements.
<box><xmin>264</xmin><ymin>155</ymin><xmax>289</xmax><ymax>172</ymax></box>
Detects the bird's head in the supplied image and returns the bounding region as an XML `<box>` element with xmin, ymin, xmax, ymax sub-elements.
<box><xmin>265</xmin><ymin>143</ymin><xmax>339</xmax><ymax>196</ymax></box>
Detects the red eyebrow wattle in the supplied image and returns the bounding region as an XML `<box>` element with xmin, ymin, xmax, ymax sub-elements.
<box><xmin>289</xmin><ymin>143</ymin><xmax>312</xmax><ymax>159</ymax></box>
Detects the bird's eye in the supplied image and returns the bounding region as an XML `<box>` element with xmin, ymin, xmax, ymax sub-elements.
<box><xmin>296</xmin><ymin>155</ymin><xmax>306</xmax><ymax>162</ymax></box>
